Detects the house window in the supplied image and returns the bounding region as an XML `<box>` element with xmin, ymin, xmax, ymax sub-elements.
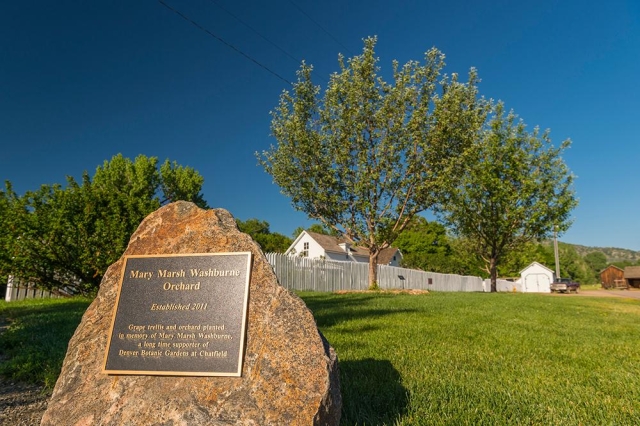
<box><xmin>393</xmin><ymin>255</ymin><xmax>396</xmax><ymax>261</ymax></box>
<box><xmin>302</xmin><ymin>242</ymin><xmax>309</xmax><ymax>257</ymax></box>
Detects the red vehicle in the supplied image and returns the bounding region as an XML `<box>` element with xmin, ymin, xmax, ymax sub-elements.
<box><xmin>550</xmin><ymin>278</ymin><xmax>580</xmax><ymax>293</ymax></box>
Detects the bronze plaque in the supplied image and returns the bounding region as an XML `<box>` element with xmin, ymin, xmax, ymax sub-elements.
<box><xmin>103</xmin><ymin>252</ymin><xmax>252</xmax><ymax>377</ymax></box>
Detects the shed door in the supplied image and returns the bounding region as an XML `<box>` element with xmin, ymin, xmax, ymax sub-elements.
<box><xmin>524</xmin><ymin>273</ymin><xmax>550</xmax><ymax>293</ymax></box>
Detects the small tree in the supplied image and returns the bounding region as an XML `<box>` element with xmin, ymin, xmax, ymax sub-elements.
<box><xmin>437</xmin><ymin>103</ymin><xmax>578</xmax><ymax>291</ymax></box>
<box><xmin>258</xmin><ymin>37</ymin><xmax>487</xmax><ymax>289</ymax></box>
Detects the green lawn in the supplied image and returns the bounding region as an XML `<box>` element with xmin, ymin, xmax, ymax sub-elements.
<box><xmin>300</xmin><ymin>291</ymin><xmax>640</xmax><ymax>425</ymax></box>
<box><xmin>1</xmin><ymin>292</ymin><xmax>639</xmax><ymax>425</ymax></box>
<box><xmin>0</xmin><ymin>297</ymin><xmax>92</xmax><ymax>388</ymax></box>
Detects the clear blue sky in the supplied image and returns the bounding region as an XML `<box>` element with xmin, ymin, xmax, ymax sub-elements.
<box><xmin>2</xmin><ymin>1</ymin><xmax>639</xmax><ymax>249</ymax></box>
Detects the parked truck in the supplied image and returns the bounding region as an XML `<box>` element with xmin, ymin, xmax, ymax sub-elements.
<box><xmin>550</xmin><ymin>277</ymin><xmax>580</xmax><ymax>293</ymax></box>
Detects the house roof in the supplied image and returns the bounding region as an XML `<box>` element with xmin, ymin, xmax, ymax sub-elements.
<box><xmin>378</xmin><ymin>247</ymin><xmax>401</xmax><ymax>265</ymax></box>
<box><xmin>306</xmin><ymin>231</ymin><xmax>369</xmax><ymax>257</ymax></box>
<box><xmin>305</xmin><ymin>231</ymin><xmax>400</xmax><ymax>263</ymax></box>
<box><xmin>624</xmin><ymin>266</ymin><xmax>640</xmax><ymax>279</ymax></box>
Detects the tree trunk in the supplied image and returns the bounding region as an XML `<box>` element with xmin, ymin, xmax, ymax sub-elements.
<box><xmin>490</xmin><ymin>256</ymin><xmax>498</xmax><ymax>293</ymax></box>
<box><xmin>368</xmin><ymin>250</ymin><xmax>380</xmax><ymax>290</ymax></box>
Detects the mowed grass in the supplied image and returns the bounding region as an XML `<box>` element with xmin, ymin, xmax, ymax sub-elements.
<box><xmin>1</xmin><ymin>293</ymin><xmax>639</xmax><ymax>425</ymax></box>
<box><xmin>0</xmin><ymin>297</ymin><xmax>92</xmax><ymax>389</ymax></box>
<box><xmin>299</xmin><ymin>291</ymin><xmax>640</xmax><ymax>425</ymax></box>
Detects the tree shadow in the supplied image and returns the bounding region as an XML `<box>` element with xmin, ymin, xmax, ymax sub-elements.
<box><xmin>339</xmin><ymin>358</ymin><xmax>409</xmax><ymax>425</ymax></box>
<box><xmin>300</xmin><ymin>292</ymin><xmax>419</xmax><ymax>328</ymax></box>
<box><xmin>0</xmin><ymin>299</ymin><xmax>91</xmax><ymax>385</ymax></box>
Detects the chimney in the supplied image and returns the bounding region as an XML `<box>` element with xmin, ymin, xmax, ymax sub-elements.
<box><xmin>338</xmin><ymin>242</ymin><xmax>351</xmax><ymax>254</ymax></box>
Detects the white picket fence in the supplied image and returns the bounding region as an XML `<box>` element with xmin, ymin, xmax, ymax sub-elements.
<box><xmin>3</xmin><ymin>275</ymin><xmax>62</xmax><ymax>302</ymax></box>
<box><xmin>3</xmin><ymin>255</ymin><xmax>517</xmax><ymax>301</ymax></box>
<box><xmin>265</xmin><ymin>253</ymin><xmax>489</xmax><ymax>292</ymax></box>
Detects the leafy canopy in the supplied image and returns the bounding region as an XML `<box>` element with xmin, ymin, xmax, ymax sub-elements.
<box><xmin>437</xmin><ymin>103</ymin><xmax>578</xmax><ymax>289</ymax></box>
<box><xmin>258</xmin><ymin>37</ymin><xmax>487</xmax><ymax>287</ymax></box>
<box><xmin>0</xmin><ymin>154</ymin><xmax>208</xmax><ymax>295</ymax></box>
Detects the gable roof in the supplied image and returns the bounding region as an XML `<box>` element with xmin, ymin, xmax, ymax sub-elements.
<box><xmin>304</xmin><ymin>231</ymin><xmax>400</xmax><ymax>263</ymax></box>
<box><xmin>305</xmin><ymin>231</ymin><xmax>369</xmax><ymax>257</ymax></box>
<box><xmin>378</xmin><ymin>247</ymin><xmax>401</xmax><ymax>265</ymax></box>
<box><xmin>599</xmin><ymin>265</ymin><xmax>624</xmax><ymax>274</ymax></box>
<box><xmin>519</xmin><ymin>261</ymin><xmax>554</xmax><ymax>275</ymax></box>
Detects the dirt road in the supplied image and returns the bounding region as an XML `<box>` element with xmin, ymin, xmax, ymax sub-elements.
<box><xmin>560</xmin><ymin>288</ymin><xmax>640</xmax><ymax>300</ymax></box>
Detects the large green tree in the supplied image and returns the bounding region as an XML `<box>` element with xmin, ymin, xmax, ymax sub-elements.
<box><xmin>258</xmin><ymin>37</ymin><xmax>487</xmax><ymax>288</ymax></box>
<box><xmin>437</xmin><ymin>103</ymin><xmax>578</xmax><ymax>291</ymax></box>
<box><xmin>1</xmin><ymin>154</ymin><xmax>208</xmax><ymax>295</ymax></box>
<box><xmin>497</xmin><ymin>241</ymin><xmax>555</xmax><ymax>278</ymax></box>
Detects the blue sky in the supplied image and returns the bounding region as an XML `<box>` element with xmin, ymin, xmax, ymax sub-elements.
<box><xmin>1</xmin><ymin>1</ymin><xmax>639</xmax><ymax>249</ymax></box>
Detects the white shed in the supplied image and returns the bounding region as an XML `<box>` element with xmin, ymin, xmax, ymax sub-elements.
<box><xmin>519</xmin><ymin>262</ymin><xmax>554</xmax><ymax>293</ymax></box>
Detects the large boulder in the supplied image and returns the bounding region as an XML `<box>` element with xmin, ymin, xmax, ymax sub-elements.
<box><xmin>41</xmin><ymin>202</ymin><xmax>341</xmax><ymax>425</ymax></box>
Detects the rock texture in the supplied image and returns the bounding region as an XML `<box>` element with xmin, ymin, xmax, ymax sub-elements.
<box><xmin>41</xmin><ymin>202</ymin><xmax>341</xmax><ymax>426</ymax></box>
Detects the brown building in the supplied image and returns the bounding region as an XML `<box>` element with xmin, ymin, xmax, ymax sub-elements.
<box><xmin>600</xmin><ymin>265</ymin><xmax>625</xmax><ymax>289</ymax></box>
<box><xmin>624</xmin><ymin>266</ymin><xmax>640</xmax><ymax>289</ymax></box>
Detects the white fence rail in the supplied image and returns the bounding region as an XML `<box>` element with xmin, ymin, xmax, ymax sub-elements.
<box><xmin>265</xmin><ymin>253</ymin><xmax>485</xmax><ymax>292</ymax></box>
<box><xmin>494</xmin><ymin>278</ymin><xmax>522</xmax><ymax>292</ymax></box>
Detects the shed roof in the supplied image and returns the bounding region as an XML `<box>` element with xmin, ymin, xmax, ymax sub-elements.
<box><xmin>599</xmin><ymin>265</ymin><xmax>624</xmax><ymax>274</ymax></box>
<box><xmin>519</xmin><ymin>261</ymin><xmax>554</xmax><ymax>275</ymax></box>
<box><xmin>624</xmin><ymin>266</ymin><xmax>640</xmax><ymax>279</ymax></box>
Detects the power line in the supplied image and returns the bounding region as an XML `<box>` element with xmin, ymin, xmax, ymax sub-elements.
<box><xmin>158</xmin><ymin>0</ymin><xmax>293</xmax><ymax>85</ymax></box>
<box><xmin>207</xmin><ymin>0</ymin><xmax>302</xmax><ymax>67</ymax></box>
<box><xmin>287</xmin><ymin>0</ymin><xmax>353</xmax><ymax>56</ymax></box>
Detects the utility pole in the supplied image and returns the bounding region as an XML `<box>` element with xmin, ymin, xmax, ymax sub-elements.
<box><xmin>554</xmin><ymin>227</ymin><xmax>561</xmax><ymax>279</ymax></box>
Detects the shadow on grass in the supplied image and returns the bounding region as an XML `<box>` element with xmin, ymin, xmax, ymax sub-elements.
<box><xmin>300</xmin><ymin>292</ymin><xmax>419</xmax><ymax>328</ymax></box>
<box><xmin>0</xmin><ymin>298</ymin><xmax>91</xmax><ymax>387</ymax></box>
<box><xmin>339</xmin><ymin>358</ymin><xmax>408</xmax><ymax>425</ymax></box>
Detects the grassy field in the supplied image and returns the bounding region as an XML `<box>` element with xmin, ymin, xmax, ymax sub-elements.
<box><xmin>1</xmin><ymin>292</ymin><xmax>639</xmax><ymax>425</ymax></box>
<box><xmin>300</xmin><ymin>291</ymin><xmax>640</xmax><ymax>425</ymax></box>
<box><xmin>0</xmin><ymin>297</ymin><xmax>92</xmax><ymax>388</ymax></box>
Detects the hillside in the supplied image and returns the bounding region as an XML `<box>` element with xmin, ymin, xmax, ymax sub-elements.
<box><xmin>571</xmin><ymin>244</ymin><xmax>640</xmax><ymax>264</ymax></box>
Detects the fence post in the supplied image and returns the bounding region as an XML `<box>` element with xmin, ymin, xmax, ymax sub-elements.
<box><xmin>5</xmin><ymin>275</ymin><xmax>14</xmax><ymax>302</ymax></box>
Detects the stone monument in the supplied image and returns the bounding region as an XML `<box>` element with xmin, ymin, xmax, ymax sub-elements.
<box><xmin>41</xmin><ymin>202</ymin><xmax>341</xmax><ymax>425</ymax></box>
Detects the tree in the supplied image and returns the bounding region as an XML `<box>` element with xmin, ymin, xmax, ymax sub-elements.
<box><xmin>437</xmin><ymin>103</ymin><xmax>578</xmax><ymax>291</ymax></box>
<box><xmin>0</xmin><ymin>154</ymin><xmax>208</xmax><ymax>295</ymax></box>
<box><xmin>584</xmin><ymin>251</ymin><xmax>607</xmax><ymax>281</ymax></box>
<box><xmin>393</xmin><ymin>216</ymin><xmax>455</xmax><ymax>273</ymax></box>
<box><xmin>558</xmin><ymin>243</ymin><xmax>595</xmax><ymax>285</ymax></box>
<box><xmin>497</xmin><ymin>241</ymin><xmax>554</xmax><ymax>278</ymax></box>
<box><xmin>236</xmin><ymin>218</ymin><xmax>292</xmax><ymax>253</ymax></box>
<box><xmin>159</xmin><ymin>159</ymin><xmax>208</xmax><ymax>207</ymax></box>
<box><xmin>258</xmin><ymin>37</ymin><xmax>487</xmax><ymax>289</ymax></box>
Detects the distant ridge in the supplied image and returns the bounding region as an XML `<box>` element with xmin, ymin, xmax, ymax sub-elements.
<box><xmin>569</xmin><ymin>244</ymin><xmax>640</xmax><ymax>264</ymax></box>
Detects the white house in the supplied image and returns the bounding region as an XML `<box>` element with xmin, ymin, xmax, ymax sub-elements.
<box><xmin>285</xmin><ymin>231</ymin><xmax>402</xmax><ymax>266</ymax></box>
<box><xmin>518</xmin><ymin>261</ymin><xmax>554</xmax><ymax>293</ymax></box>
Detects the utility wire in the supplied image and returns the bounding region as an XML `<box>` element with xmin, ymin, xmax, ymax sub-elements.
<box><xmin>207</xmin><ymin>0</ymin><xmax>302</xmax><ymax>67</ymax></box>
<box><xmin>158</xmin><ymin>0</ymin><xmax>293</xmax><ymax>85</ymax></box>
<box><xmin>287</xmin><ymin>0</ymin><xmax>353</xmax><ymax>55</ymax></box>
